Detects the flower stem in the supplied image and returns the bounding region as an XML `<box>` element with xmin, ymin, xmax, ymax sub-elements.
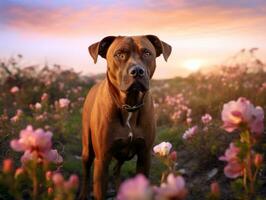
<box><xmin>245</xmin><ymin>130</ymin><xmax>255</xmax><ymax>199</ymax></box>
<box><xmin>32</xmin><ymin>172</ymin><xmax>38</xmax><ymax>200</ymax></box>
<box><xmin>31</xmin><ymin>159</ymin><xmax>38</xmax><ymax>200</ymax></box>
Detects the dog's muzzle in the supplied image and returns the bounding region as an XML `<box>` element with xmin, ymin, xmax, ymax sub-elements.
<box><xmin>125</xmin><ymin>65</ymin><xmax>148</xmax><ymax>92</ymax></box>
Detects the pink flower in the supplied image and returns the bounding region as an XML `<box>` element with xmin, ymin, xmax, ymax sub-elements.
<box><xmin>52</xmin><ymin>173</ymin><xmax>64</xmax><ymax>187</ymax></box>
<box><xmin>10</xmin><ymin>86</ymin><xmax>19</xmax><ymax>93</ymax></box>
<box><xmin>219</xmin><ymin>143</ymin><xmax>244</xmax><ymax>179</ymax></box>
<box><xmin>58</xmin><ymin>98</ymin><xmax>70</xmax><ymax>108</ymax></box>
<box><xmin>10</xmin><ymin>109</ymin><xmax>23</xmax><ymax>123</ymax></box>
<box><xmin>223</xmin><ymin>160</ymin><xmax>244</xmax><ymax>178</ymax></box>
<box><xmin>153</xmin><ymin>142</ymin><xmax>172</xmax><ymax>157</ymax></box>
<box><xmin>155</xmin><ymin>174</ymin><xmax>187</xmax><ymax>200</ymax></box>
<box><xmin>201</xmin><ymin>113</ymin><xmax>212</xmax><ymax>124</ymax></box>
<box><xmin>171</xmin><ymin>111</ymin><xmax>181</xmax><ymax>121</ymax></box>
<box><xmin>36</xmin><ymin>114</ymin><xmax>45</xmax><ymax>121</ymax></box>
<box><xmin>117</xmin><ymin>174</ymin><xmax>153</xmax><ymax>200</ymax></box>
<box><xmin>69</xmin><ymin>174</ymin><xmax>79</xmax><ymax>188</ymax></box>
<box><xmin>182</xmin><ymin>126</ymin><xmax>198</xmax><ymax>140</ymax></box>
<box><xmin>186</xmin><ymin>117</ymin><xmax>192</xmax><ymax>124</ymax></box>
<box><xmin>219</xmin><ymin>143</ymin><xmax>240</xmax><ymax>162</ymax></box>
<box><xmin>64</xmin><ymin>175</ymin><xmax>79</xmax><ymax>190</ymax></box>
<box><xmin>44</xmin><ymin>149</ymin><xmax>63</xmax><ymax>164</ymax></box>
<box><xmin>20</xmin><ymin>150</ymin><xmax>37</xmax><ymax>163</ymax></box>
<box><xmin>221</xmin><ymin>97</ymin><xmax>264</xmax><ymax>134</ymax></box>
<box><xmin>11</xmin><ymin>115</ymin><xmax>19</xmax><ymax>123</ymax></box>
<box><xmin>10</xmin><ymin>125</ymin><xmax>52</xmax><ymax>152</ymax></box>
<box><xmin>41</xmin><ymin>93</ymin><xmax>48</xmax><ymax>101</ymax></box>
<box><xmin>52</xmin><ymin>173</ymin><xmax>79</xmax><ymax>191</ymax></box>
<box><xmin>35</xmin><ymin>102</ymin><xmax>42</xmax><ymax>110</ymax></box>
<box><xmin>10</xmin><ymin>125</ymin><xmax>63</xmax><ymax>165</ymax></box>
<box><xmin>17</xmin><ymin>109</ymin><xmax>23</xmax><ymax>115</ymax></box>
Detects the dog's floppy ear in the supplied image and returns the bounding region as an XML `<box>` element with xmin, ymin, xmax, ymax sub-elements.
<box><xmin>146</xmin><ymin>35</ymin><xmax>172</xmax><ymax>62</ymax></box>
<box><xmin>88</xmin><ymin>36</ymin><xmax>116</xmax><ymax>64</ymax></box>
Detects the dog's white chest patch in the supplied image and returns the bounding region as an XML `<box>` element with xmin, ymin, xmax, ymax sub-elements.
<box><xmin>126</xmin><ymin>112</ymin><xmax>133</xmax><ymax>141</ymax></box>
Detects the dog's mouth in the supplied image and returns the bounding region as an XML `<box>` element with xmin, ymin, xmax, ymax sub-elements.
<box><xmin>120</xmin><ymin>78</ymin><xmax>149</xmax><ymax>93</ymax></box>
<box><xmin>127</xmin><ymin>81</ymin><xmax>148</xmax><ymax>93</ymax></box>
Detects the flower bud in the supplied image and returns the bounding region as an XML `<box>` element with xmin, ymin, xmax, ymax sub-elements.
<box><xmin>46</xmin><ymin>171</ymin><xmax>53</xmax><ymax>181</ymax></box>
<box><xmin>14</xmin><ymin>168</ymin><xmax>24</xmax><ymax>178</ymax></box>
<box><xmin>186</xmin><ymin>117</ymin><xmax>192</xmax><ymax>124</ymax></box>
<box><xmin>2</xmin><ymin>159</ymin><xmax>13</xmax><ymax>173</ymax></box>
<box><xmin>254</xmin><ymin>154</ymin><xmax>263</xmax><ymax>167</ymax></box>
<box><xmin>170</xmin><ymin>151</ymin><xmax>177</xmax><ymax>162</ymax></box>
<box><xmin>69</xmin><ymin>174</ymin><xmax>79</xmax><ymax>189</ymax></box>
<box><xmin>41</xmin><ymin>93</ymin><xmax>48</xmax><ymax>101</ymax></box>
<box><xmin>210</xmin><ymin>181</ymin><xmax>220</xmax><ymax>198</ymax></box>
<box><xmin>47</xmin><ymin>187</ymin><xmax>53</xmax><ymax>195</ymax></box>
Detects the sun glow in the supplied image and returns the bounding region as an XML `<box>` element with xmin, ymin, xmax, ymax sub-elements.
<box><xmin>183</xmin><ymin>59</ymin><xmax>203</xmax><ymax>71</ymax></box>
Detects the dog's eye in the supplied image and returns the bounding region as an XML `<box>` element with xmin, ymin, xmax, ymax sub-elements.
<box><xmin>116</xmin><ymin>52</ymin><xmax>127</xmax><ymax>60</ymax></box>
<box><xmin>143</xmin><ymin>49</ymin><xmax>152</xmax><ymax>57</ymax></box>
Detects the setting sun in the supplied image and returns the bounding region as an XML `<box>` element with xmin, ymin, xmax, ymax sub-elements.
<box><xmin>183</xmin><ymin>59</ymin><xmax>203</xmax><ymax>71</ymax></box>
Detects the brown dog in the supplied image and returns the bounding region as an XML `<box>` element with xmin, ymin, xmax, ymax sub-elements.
<box><xmin>79</xmin><ymin>35</ymin><xmax>171</xmax><ymax>200</ymax></box>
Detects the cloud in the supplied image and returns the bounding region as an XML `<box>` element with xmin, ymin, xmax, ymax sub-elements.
<box><xmin>0</xmin><ymin>2</ymin><xmax>266</xmax><ymax>38</ymax></box>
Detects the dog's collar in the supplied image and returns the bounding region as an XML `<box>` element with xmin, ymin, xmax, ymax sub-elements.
<box><xmin>122</xmin><ymin>102</ymin><xmax>144</xmax><ymax>112</ymax></box>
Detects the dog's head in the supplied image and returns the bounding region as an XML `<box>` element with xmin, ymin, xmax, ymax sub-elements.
<box><xmin>88</xmin><ymin>35</ymin><xmax>171</xmax><ymax>93</ymax></box>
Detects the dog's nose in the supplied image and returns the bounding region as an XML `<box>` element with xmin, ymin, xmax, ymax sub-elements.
<box><xmin>129</xmin><ymin>66</ymin><xmax>145</xmax><ymax>78</ymax></box>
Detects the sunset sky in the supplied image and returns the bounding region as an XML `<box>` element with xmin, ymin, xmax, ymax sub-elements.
<box><xmin>1</xmin><ymin>0</ymin><xmax>266</xmax><ymax>78</ymax></box>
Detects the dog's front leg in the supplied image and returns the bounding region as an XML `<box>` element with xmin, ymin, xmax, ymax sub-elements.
<box><xmin>136</xmin><ymin>149</ymin><xmax>151</xmax><ymax>177</ymax></box>
<box><xmin>113</xmin><ymin>160</ymin><xmax>124</xmax><ymax>191</ymax></box>
<box><xmin>93</xmin><ymin>157</ymin><xmax>111</xmax><ymax>200</ymax></box>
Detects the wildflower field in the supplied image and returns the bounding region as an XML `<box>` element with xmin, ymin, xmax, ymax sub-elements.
<box><xmin>0</xmin><ymin>52</ymin><xmax>266</xmax><ymax>200</ymax></box>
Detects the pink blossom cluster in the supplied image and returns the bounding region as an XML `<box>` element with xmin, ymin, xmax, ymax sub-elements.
<box><xmin>58</xmin><ymin>98</ymin><xmax>70</xmax><ymax>108</ymax></box>
<box><xmin>10</xmin><ymin>125</ymin><xmax>63</xmax><ymax>165</ymax></box>
<box><xmin>221</xmin><ymin>97</ymin><xmax>264</xmax><ymax>134</ymax></box>
<box><xmin>10</xmin><ymin>86</ymin><xmax>19</xmax><ymax>93</ymax></box>
<box><xmin>35</xmin><ymin>112</ymin><xmax>48</xmax><ymax>121</ymax></box>
<box><xmin>165</xmin><ymin>94</ymin><xmax>186</xmax><ymax>106</ymax></box>
<box><xmin>71</xmin><ymin>86</ymin><xmax>83</xmax><ymax>94</ymax></box>
<box><xmin>10</xmin><ymin>109</ymin><xmax>23</xmax><ymax>123</ymax></box>
<box><xmin>164</xmin><ymin>93</ymin><xmax>192</xmax><ymax>123</ymax></box>
<box><xmin>117</xmin><ymin>174</ymin><xmax>187</xmax><ymax>200</ymax></box>
<box><xmin>219</xmin><ymin>143</ymin><xmax>243</xmax><ymax>178</ymax></box>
